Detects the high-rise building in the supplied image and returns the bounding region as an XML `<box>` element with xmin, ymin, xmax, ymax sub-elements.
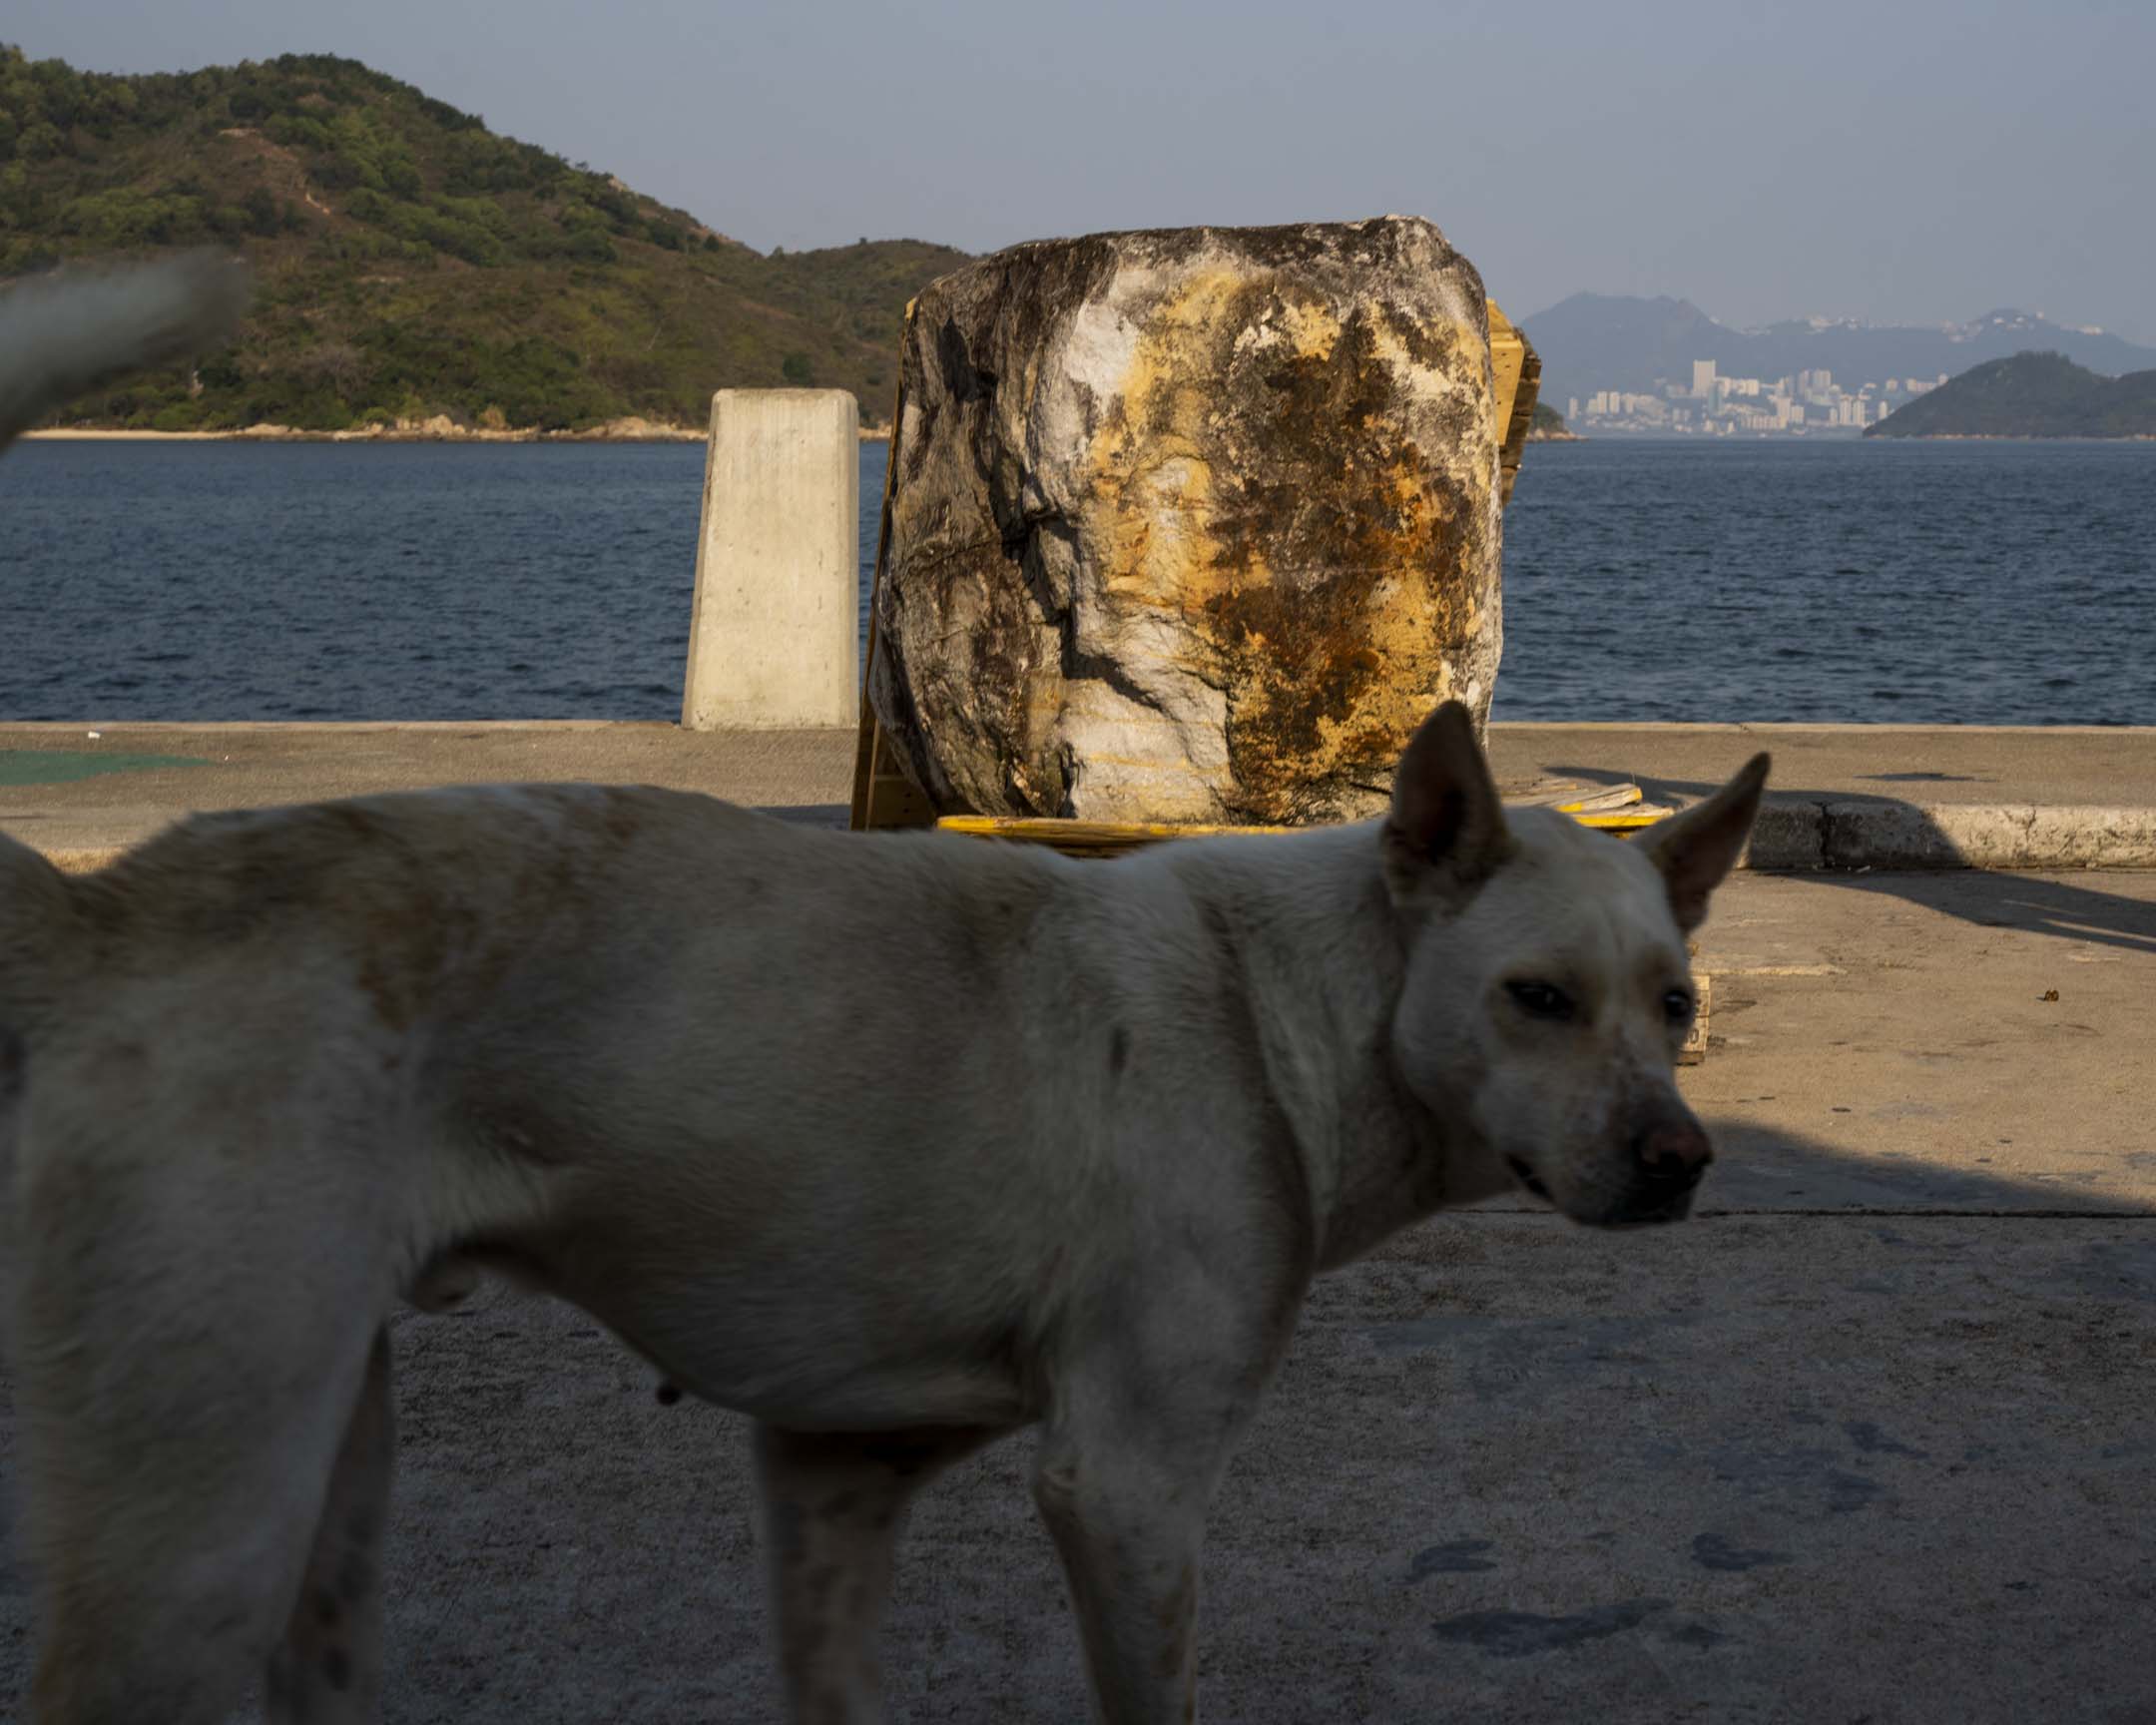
<box><xmin>1692</xmin><ymin>359</ymin><xmax>1717</xmax><ymax>398</ymax></box>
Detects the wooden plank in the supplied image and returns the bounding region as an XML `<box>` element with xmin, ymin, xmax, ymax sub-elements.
<box><xmin>1678</xmin><ymin>972</ymin><xmax>1712</xmax><ymax>1065</ymax></box>
<box><xmin>934</xmin><ymin>815</ymin><xmax>1300</xmax><ymax>857</ymax></box>
<box><xmin>1558</xmin><ymin>782</ymin><xmax>1679</xmax><ymax>831</ymax></box>
<box><xmin>1486</xmin><ymin>299</ymin><xmax>1541</xmax><ymax>509</ymax></box>
<box><xmin>934</xmin><ymin>801</ymin><xmax>1678</xmax><ymax>853</ymax></box>
<box><xmin>1553</xmin><ymin>784</ymin><xmax>1644</xmax><ymax>815</ymax></box>
<box><xmin>849</xmin><ymin>301</ymin><xmax>938</xmax><ymax>833</ymax></box>
<box><xmin>1488</xmin><ymin>301</ymin><xmax>1526</xmax><ymax>439</ymax></box>
<box><xmin>847</xmin><ymin>336</ymin><xmax>905</xmax><ymax>830</ymax></box>
<box><xmin>1569</xmin><ymin>810</ymin><xmax>1677</xmax><ymax>832</ymax></box>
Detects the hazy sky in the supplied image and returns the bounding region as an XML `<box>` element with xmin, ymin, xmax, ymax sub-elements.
<box><xmin>12</xmin><ymin>0</ymin><xmax>2153</xmax><ymax>341</ymax></box>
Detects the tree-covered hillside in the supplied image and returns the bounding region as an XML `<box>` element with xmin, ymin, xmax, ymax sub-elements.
<box><xmin>1868</xmin><ymin>352</ymin><xmax>2156</xmax><ymax>438</ymax></box>
<box><xmin>0</xmin><ymin>47</ymin><xmax>972</xmax><ymax>431</ymax></box>
<box><xmin>1527</xmin><ymin>400</ymin><xmax>1575</xmax><ymax>439</ymax></box>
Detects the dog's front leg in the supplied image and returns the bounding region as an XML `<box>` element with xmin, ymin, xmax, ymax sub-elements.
<box><xmin>1031</xmin><ymin>1440</ymin><xmax>1215</xmax><ymax>1725</ymax></box>
<box><xmin>754</xmin><ymin>1422</ymin><xmax>1000</xmax><ymax>1724</ymax></box>
<box><xmin>1031</xmin><ymin>1337</ymin><xmax>1277</xmax><ymax>1725</ymax></box>
<box><xmin>264</xmin><ymin>1327</ymin><xmax>394</xmax><ymax>1725</ymax></box>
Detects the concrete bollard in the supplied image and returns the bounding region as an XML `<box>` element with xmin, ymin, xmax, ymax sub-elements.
<box><xmin>681</xmin><ymin>388</ymin><xmax>858</xmax><ymax>731</ymax></box>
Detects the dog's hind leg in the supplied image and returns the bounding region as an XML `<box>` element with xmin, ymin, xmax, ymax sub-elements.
<box><xmin>753</xmin><ymin>1423</ymin><xmax>1001</xmax><ymax>1725</ymax></box>
<box><xmin>14</xmin><ymin>1149</ymin><xmax>398</xmax><ymax>1724</ymax></box>
<box><xmin>21</xmin><ymin>1320</ymin><xmax>388</xmax><ymax>1725</ymax></box>
<box><xmin>264</xmin><ymin>1326</ymin><xmax>395</xmax><ymax>1724</ymax></box>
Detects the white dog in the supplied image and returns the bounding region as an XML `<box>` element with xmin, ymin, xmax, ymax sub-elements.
<box><xmin>0</xmin><ymin>695</ymin><xmax>1766</xmax><ymax>1724</ymax></box>
<box><xmin>0</xmin><ymin>259</ymin><xmax>1768</xmax><ymax>1721</ymax></box>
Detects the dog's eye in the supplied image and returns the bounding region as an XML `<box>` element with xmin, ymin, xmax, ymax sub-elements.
<box><xmin>1506</xmin><ymin>980</ymin><xmax>1575</xmax><ymax>1021</ymax></box>
<box><xmin>1663</xmin><ymin>989</ymin><xmax>1696</xmax><ymax>1025</ymax></box>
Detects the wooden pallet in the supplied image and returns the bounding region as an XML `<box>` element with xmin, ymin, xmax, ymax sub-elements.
<box><xmin>1488</xmin><ymin>301</ymin><xmax>1540</xmax><ymax>510</ymax></box>
<box><xmin>1682</xmin><ymin>972</ymin><xmax>1712</xmax><ymax>1066</ymax></box>
<box><xmin>847</xmin><ymin>297</ymin><xmax>935</xmax><ymax>835</ymax></box>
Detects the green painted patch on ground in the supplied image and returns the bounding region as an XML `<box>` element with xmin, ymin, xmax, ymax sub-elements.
<box><xmin>0</xmin><ymin>751</ymin><xmax>209</xmax><ymax>787</ymax></box>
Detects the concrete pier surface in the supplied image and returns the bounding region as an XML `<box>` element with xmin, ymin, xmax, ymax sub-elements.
<box><xmin>4</xmin><ymin>717</ymin><xmax>2155</xmax><ymax>870</ymax></box>
<box><xmin>2</xmin><ymin>723</ymin><xmax>2153</xmax><ymax>1719</ymax></box>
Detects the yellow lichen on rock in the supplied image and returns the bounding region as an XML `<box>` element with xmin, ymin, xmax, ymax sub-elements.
<box><xmin>871</xmin><ymin>218</ymin><xmax>1502</xmax><ymax>826</ymax></box>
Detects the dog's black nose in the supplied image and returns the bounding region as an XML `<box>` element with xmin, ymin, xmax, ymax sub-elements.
<box><xmin>1635</xmin><ymin>1119</ymin><xmax>1713</xmax><ymax>1185</ymax></box>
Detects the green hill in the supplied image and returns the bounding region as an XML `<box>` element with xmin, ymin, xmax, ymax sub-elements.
<box><xmin>0</xmin><ymin>47</ymin><xmax>973</xmax><ymax>432</ymax></box>
<box><xmin>1526</xmin><ymin>399</ymin><xmax>1576</xmax><ymax>440</ymax></box>
<box><xmin>1868</xmin><ymin>351</ymin><xmax>2156</xmax><ymax>439</ymax></box>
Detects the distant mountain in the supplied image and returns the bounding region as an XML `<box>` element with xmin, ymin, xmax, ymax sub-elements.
<box><xmin>1522</xmin><ymin>292</ymin><xmax>2156</xmax><ymax>410</ymax></box>
<box><xmin>0</xmin><ymin>47</ymin><xmax>973</xmax><ymax>431</ymax></box>
<box><xmin>1867</xmin><ymin>352</ymin><xmax>2156</xmax><ymax>439</ymax></box>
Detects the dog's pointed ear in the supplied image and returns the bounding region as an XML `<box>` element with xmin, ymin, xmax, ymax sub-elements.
<box><xmin>1382</xmin><ymin>701</ymin><xmax>1512</xmax><ymax>907</ymax></box>
<box><xmin>1634</xmin><ymin>753</ymin><xmax>1772</xmax><ymax>932</ymax></box>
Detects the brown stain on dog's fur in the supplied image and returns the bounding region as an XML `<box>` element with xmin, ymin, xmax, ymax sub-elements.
<box><xmin>60</xmin><ymin>785</ymin><xmax>673</xmax><ymax>1049</ymax></box>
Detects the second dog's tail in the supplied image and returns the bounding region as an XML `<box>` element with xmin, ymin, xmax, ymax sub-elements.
<box><xmin>0</xmin><ymin>250</ymin><xmax>251</xmax><ymax>450</ymax></box>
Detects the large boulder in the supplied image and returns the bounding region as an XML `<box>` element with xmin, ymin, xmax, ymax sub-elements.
<box><xmin>869</xmin><ymin>216</ymin><xmax>1503</xmax><ymax>826</ymax></box>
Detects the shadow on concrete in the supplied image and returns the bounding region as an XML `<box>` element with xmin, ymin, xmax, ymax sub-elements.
<box><xmin>1449</xmin><ymin>1111</ymin><xmax>2153</xmax><ymax>1225</ymax></box>
<box><xmin>1873</xmin><ymin>867</ymin><xmax>2156</xmax><ymax>957</ymax></box>
<box><xmin>1688</xmin><ymin>1117</ymin><xmax>2156</xmax><ymax>1220</ymax></box>
<box><xmin>755</xmin><ymin>803</ymin><xmax>851</xmax><ymax>830</ymax></box>
<box><xmin>1547</xmin><ymin>766</ymin><xmax>2156</xmax><ymax>956</ymax></box>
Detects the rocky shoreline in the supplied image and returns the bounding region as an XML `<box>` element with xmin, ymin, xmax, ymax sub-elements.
<box><xmin>24</xmin><ymin>417</ymin><xmax>897</xmax><ymax>445</ymax></box>
<box><xmin>1866</xmin><ymin>430</ymin><xmax>2156</xmax><ymax>442</ymax></box>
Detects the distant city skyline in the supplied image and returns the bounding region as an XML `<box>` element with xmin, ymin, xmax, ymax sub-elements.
<box><xmin>7</xmin><ymin>0</ymin><xmax>2152</xmax><ymax>345</ymax></box>
<box><xmin>1571</xmin><ymin>358</ymin><xmax>1950</xmax><ymax>436</ymax></box>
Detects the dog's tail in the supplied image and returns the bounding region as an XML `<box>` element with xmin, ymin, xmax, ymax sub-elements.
<box><xmin>0</xmin><ymin>250</ymin><xmax>251</xmax><ymax>451</ymax></box>
<box><xmin>0</xmin><ymin>832</ymin><xmax>77</xmax><ymax>1033</ymax></box>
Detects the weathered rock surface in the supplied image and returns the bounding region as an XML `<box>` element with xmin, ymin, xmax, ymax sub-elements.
<box><xmin>869</xmin><ymin>216</ymin><xmax>1503</xmax><ymax>825</ymax></box>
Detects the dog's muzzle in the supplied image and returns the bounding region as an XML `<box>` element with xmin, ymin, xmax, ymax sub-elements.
<box><xmin>1510</xmin><ymin>1116</ymin><xmax>1716</xmax><ymax>1226</ymax></box>
<box><xmin>1607</xmin><ymin>1178</ymin><xmax>1702</xmax><ymax>1227</ymax></box>
<box><xmin>1609</xmin><ymin>1117</ymin><xmax>1714</xmax><ymax>1225</ymax></box>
